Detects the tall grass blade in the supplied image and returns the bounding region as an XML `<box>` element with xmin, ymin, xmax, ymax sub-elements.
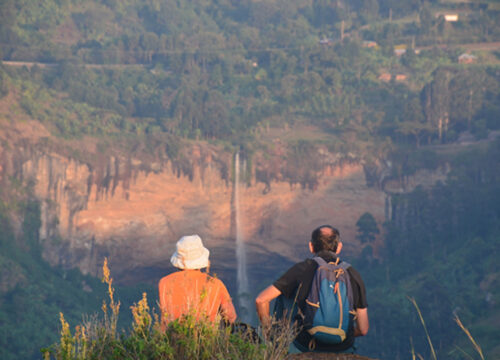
<box><xmin>453</xmin><ymin>345</ymin><xmax>476</xmax><ymax>360</ymax></box>
<box><xmin>410</xmin><ymin>336</ymin><xmax>417</xmax><ymax>360</ymax></box>
<box><xmin>454</xmin><ymin>315</ymin><xmax>485</xmax><ymax>360</ymax></box>
<box><xmin>408</xmin><ymin>296</ymin><xmax>438</xmax><ymax>360</ymax></box>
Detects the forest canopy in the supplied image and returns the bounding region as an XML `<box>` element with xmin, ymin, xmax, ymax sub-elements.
<box><xmin>0</xmin><ymin>0</ymin><xmax>500</xmax><ymax>359</ymax></box>
<box><xmin>0</xmin><ymin>0</ymin><xmax>499</xmax><ymax>158</ymax></box>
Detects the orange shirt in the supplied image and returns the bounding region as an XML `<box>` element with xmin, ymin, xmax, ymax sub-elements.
<box><xmin>158</xmin><ymin>270</ymin><xmax>233</xmax><ymax>325</ymax></box>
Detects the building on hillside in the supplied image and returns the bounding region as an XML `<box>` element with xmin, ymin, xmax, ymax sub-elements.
<box><xmin>378</xmin><ymin>72</ymin><xmax>408</xmax><ymax>82</ymax></box>
<box><xmin>362</xmin><ymin>40</ymin><xmax>378</xmax><ymax>48</ymax></box>
<box><xmin>394</xmin><ymin>48</ymin><xmax>406</xmax><ymax>56</ymax></box>
<box><xmin>458</xmin><ymin>53</ymin><xmax>477</xmax><ymax>64</ymax></box>
<box><xmin>378</xmin><ymin>73</ymin><xmax>391</xmax><ymax>82</ymax></box>
<box><xmin>444</xmin><ymin>14</ymin><xmax>459</xmax><ymax>22</ymax></box>
<box><xmin>319</xmin><ymin>38</ymin><xmax>334</xmax><ymax>45</ymax></box>
<box><xmin>393</xmin><ymin>44</ymin><xmax>407</xmax><ymax>57</ymax></box>
<box><xmin>434</xmin><ymin>12</ymin><xmax>459</xmax><ymax>22</ymax></box>
<box><xmin>395</xmin><ymin>74</ymin><xmax>407</xmax><ymax>82</ymax></box>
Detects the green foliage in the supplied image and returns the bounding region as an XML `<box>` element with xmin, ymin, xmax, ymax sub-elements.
<box><xmin>1</xmin><ymin>2</ymin><xmax>500</xmax><ymax>358</ymax></box>
<box><xmin>0</xmin><ymin>195</ymin><xmax>155</xmax><ymax>360</ymax></box>
<box><xmin>356</xmin><ymin>139</ymin><xmax>500</xmax><ymax>359</ymax></box>
<box><xmin>356</xmin><ymin>212</ymin><xmax>380</xmax><ymax>243</ymax></box>
<box><xmin>0</xmin><ymin>68</ymin><xmax>8</xmax><ymax>98</ymax></box>
<box><xmin>22</xmin><ymin>199</ymin><xmax>41</xmax><ymax>255</ymax></box>
<box><xmin>46</xmin><ymin>277</ymin><xmax>294</xmax><ymax>360</ymax></box>
<box><xmin>0</xmin><ymin>0</ymin><xmax>498</xmax><ymax>154</ymax></box>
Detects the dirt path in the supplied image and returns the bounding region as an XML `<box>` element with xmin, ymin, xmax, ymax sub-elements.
<box><xmin>1</xmin><ymin>60</ymin><xmax>147</xmax><ymax>70</ymax></box>
<box><xmin>416</xmin><ymin>41</ymin><xmax>500</xmax><ymax>52</ymax></box>
<box><xmin>2</xmin><ymin>39</ymin><xmax>500</xmax><ymax>71</ymax></box>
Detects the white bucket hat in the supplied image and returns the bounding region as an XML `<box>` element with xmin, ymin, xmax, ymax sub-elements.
<box><xmin>170</xmin><ymin>235</ymin><xmax>210</xmax><ymax>270</ymax></box>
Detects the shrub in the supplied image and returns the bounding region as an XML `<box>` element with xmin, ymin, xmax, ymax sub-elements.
<box><xmin>0</xmin><ymin>69</ymin><xmax>8</xmax><ymax>98</ymax></box>
<box><xmin>44</xmin><ymin>259</ymin><xmax>295</xmax><ymax>360</ymax></box>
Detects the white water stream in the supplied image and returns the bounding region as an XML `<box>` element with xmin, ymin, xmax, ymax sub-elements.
<box><xmin>234</xmin><ymin>152</ymin><xmax>251</xmax><ymax>319</ymax></box>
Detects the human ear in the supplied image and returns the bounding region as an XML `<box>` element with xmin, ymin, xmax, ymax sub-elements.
<box><xmin>335</xmin><ymin>242</ymin><xmax>343</xmax><ymax>254</ymax></box>
<box><xmin>309</xmin><ymin>242</ymin><xmax>314</xmax><ymax>254</ymax></box>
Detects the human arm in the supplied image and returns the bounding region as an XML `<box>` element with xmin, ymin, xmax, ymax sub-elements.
<box><xmin>158</xmin><ymin>279</ymin><xmax>168</xmax><ymax>331</ymax></box>
<box><xmin>218</xmin><ymin>280</ymin><xmax>237</xmax><ymax>324</ymax></box>
<box><xmin>220</xmin><ymin>299</ymin><xmax>237</xmax><ymax>323</ymax></box>
<box><xmin>347</xmin><ymin>267</ymin><xmax>369</xmax><ymax>336</ymax></box>
<box><xmin>353</xmin><ymin>307</ymin><xmax>369</xmax><ymax>336</ymax></box>
<box><xmin>255</xmin><ymin>285</ymin><xmax>282</xmax><ymax>328</ymax></box>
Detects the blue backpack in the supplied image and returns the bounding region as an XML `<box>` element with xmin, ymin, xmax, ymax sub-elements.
<box><xmin>302</xmin><ymin>257</ymin><xmax>354</xmax><ymax>347</ymax></box>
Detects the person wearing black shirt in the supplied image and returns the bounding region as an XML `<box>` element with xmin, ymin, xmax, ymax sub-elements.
<box><xmin>255</xmin><ymin>225</ymin><xmax>369</xmax><ymax>353</ymax></box>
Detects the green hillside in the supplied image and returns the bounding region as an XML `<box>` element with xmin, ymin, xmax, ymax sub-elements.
<box><xmin>1</xmin><ymin>0</ymin><xmax>500</xmax><ymax>359</ymax></box>
<box><xmin>355</xmin><ymin>139</ymin><xmax>500</xmax><ymax>359</ymax></box>
<box><xmin>1</xmin><ymin>0</ymin><xmax>499</xmax><ymax>156</ymax></box>
<box><xmin>0</xmin><ymin>182</ymin><xmax>155</xmax><ymax>360</ymax></box>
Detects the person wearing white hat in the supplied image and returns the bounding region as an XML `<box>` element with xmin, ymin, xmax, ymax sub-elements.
<box><xmin>159</xmin><ymin>234</ymin><xmax>237</xmax><ymax>328</ymax></box>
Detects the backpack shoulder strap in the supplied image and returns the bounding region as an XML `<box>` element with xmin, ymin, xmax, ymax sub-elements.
<box><xmin>313</xmin><ymin>257</ymin><xmax>349</xmax><ymax>268</ymax></box>
<box><xmin>312</xmin><ymin>256</ymin><xmax>328</xmax><ymax>267</ymax></box>
<box><xmin>338</xmin><ymin>260</ymin><xmax>351</xmax><ymax>271</ymax></box>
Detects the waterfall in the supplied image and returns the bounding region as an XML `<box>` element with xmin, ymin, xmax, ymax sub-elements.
<box><xmin>234</xmin><ymin>152</ymin><xmax>250</xmax><ymax>319</ymax></box>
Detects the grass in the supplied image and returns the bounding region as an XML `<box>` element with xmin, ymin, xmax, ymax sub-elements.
<box><xmin>43</xmin><ymin>259</ymin><xmax>296</xmax><ymax>360</ymax></box>
<box><xmin>454</xmin><ymin>315</ymin><xmax>485</xmax><ymax>360</ymax></box>
<box><xmin>43</xmin><ymin>260</ymin><xmax>489</xmax><ymax>359</ymax></box>
<box><xmin>408</xmin><ymin>296</ymin><xmax>438</xmax><ymax>360</ymax></box>
<box><xmin>408</xmin><ymin>296</ymin><xmax>486</xmax><ymax>360</ymax></box>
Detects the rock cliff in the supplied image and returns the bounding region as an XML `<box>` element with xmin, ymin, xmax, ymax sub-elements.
<box><xmin>0</xmin><ymin>120</ymin><xmax>448</xmax><ymax>285</ymax></box>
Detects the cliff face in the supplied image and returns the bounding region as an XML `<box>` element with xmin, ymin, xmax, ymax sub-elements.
<box><xmin>13</xmin><ymin>150</ymin><xmax>385</xmax><ymax>277</ymax></box>
<box><xmin>0</xmin><ymin>122</ymin><xmax>448</xmax><ymax>283</ymax></box>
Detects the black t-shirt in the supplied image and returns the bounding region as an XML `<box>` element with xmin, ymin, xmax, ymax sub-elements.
<box><xmin>273</xmin><ymin>251</ymin><xmax>368</xmax><ymax>351</ymax></box>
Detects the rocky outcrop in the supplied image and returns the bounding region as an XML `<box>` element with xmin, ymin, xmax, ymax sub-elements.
<box><xmin>286</xmin><ymin>354</ymin><xmax>376</xmax><ymax>360</ymax></box>
<box><xmin>2</xmin><ymin>145</ymin><xmax>386</xmax><ymax>280</ymax></box>
<box><xmin>0</xmin><ymin>122</ymin><xmax>449</xmax><ymax>285</ymax></box>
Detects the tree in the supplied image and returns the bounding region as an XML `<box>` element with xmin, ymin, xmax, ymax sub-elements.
<box><xmin>448</xmin><ymin>69</ymin><xmax>491</xmax><ymax>132</ymax></box>
<box><xmin>419</xmin><ymin>4</ymin><xmax>433</xmax><ymax>35</ymax></box>
<box><xmin>356</xmin><ymin>212</ymin><xmax>380</xmax><ymax>243</ymax></box>
<box><xmin>0</xmin><ymin>69</ymin><xmax>8</xmax><ymax>98</ymax></box>
<box><xmin>422</xmin><ymin>68</ymin><xmax>451</xmax><ymax>143</ymax></box>
<box><xmin>396</xmin><ymin>120</ymin><xmax>434</xmax><ymax>147</ymax></box>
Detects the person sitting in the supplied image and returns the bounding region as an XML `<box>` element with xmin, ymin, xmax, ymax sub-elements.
<box><xmin>159</xmin><ymin>234</ymin><xmax>237</xmax><ymax>329</ymax></box>
<box><xmin>255</xmin><ymin>225</ymin><xmax>368</xmax><ymax>353</ymax></box>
